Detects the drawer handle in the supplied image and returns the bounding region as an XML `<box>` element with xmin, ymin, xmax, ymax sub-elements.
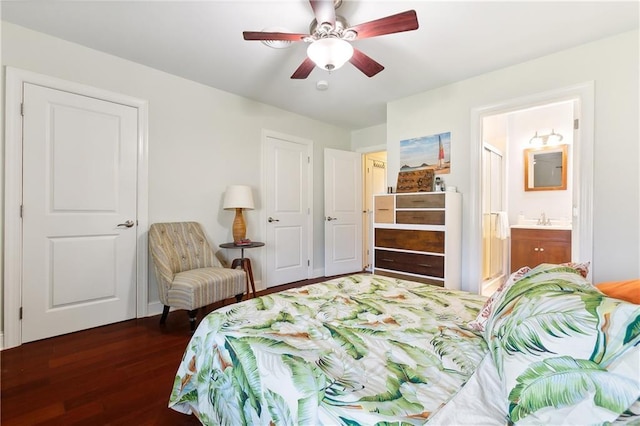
<box><xmin>539</xmin><ymin>248</ymin><xmax>545</xmax><ymax>252</ymax></box>
<box><xmin>534</xmin><ymin>248</ymin><xmax>539</xmax><ymax>251</ymax></box>
<box><xmin>377</xmin><ymin>208</ymin><xmax>390</xmax><ymax>211</ymax></box>
<box><xmin>381</xmin><ymin>258</ymin><xmax>394</xmax><ymax>262</ymax></box>
<box><xmin>417</xmin><ymin>264</ymin><xmax>432</xmax><ymax>267</ymax></box>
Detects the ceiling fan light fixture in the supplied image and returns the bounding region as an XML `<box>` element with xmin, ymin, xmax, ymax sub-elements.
<box><xmin>307</xmin><ymin>38</ymin><xmax>354</xmax><ymax>71</ymax></box>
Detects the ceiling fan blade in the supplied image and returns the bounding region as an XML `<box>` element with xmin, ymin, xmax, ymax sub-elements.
<box><xmin>309</xmin><ymin>0</ymin><xmax>336</xmax><ymax>26</ymax></box>
<box><xmin>348</xmin><ymin>10</ymin><xmax>419</xmax><ymax>40</ymax></box>
<box><xmin>243</xmin><ymin>31</ymin><xmax>309</xmax><ymax>41</ymax></box>
<box><xmin>291</xmin><ymin>57</ymin><xmax>316</xmax><ymax>79</ymax></box>
<box><xmin>349</xmin><ymin>49</ymin><xmax>384</xmax><ymax>78</ymax></box>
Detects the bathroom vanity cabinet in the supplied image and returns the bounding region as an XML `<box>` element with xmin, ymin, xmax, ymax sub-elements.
<box><xmin>510</xmin><ymin>227</ymin><xmax>571</xmax><ymax>272</ymax></box>
<box><xmin>373</xmin><ymin>192</ymin><xmax>461</xmax><ymax>289</ymax></box>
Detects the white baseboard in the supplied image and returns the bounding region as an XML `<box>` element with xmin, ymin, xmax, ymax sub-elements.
<box><xmin>146</xmin><ymin>301</ymin><xmax>165</xmax><ymax>317</ymax></box>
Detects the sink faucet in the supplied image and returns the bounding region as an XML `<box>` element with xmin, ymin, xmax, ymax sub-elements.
<box><xmin>537</xmin><ymin>212</ymin><xmax>551</xmax><ymax>226</ymax></box>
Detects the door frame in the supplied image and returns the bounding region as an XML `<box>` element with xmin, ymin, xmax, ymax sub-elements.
<box><xmin>469</xmin><ymin>82</ymin><xmax>594</xmax><ymax>293</ymax></box>
<box><xmin>357</xmin><ymin>144</ymin><xmax>387</xmax><ymax>272</ymax></box>
<box><xmin>3</xmin><ymin>67</ymin><xmax>149</xmax><ymax>349</ymax></box>
<box><xmin>260</xmin><ymin>129</ymin><xmax>314</xmax><ymax>286</ymax></box>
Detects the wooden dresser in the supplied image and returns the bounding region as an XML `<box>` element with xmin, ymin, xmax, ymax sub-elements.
<box><xmin>510</xmin><ymin>227</ymin><xmax>571</xmax><ymax>272</ymax></box>
<box><xmin>372</xmin><ymin>192</ymin><xmax>462</xmax><ymax>289</ymax></box>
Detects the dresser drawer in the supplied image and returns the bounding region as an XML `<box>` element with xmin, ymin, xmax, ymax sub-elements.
<box><xmin>373</xmin><ymin>270</ymin><xmax>444</xmax><ymax>287</ymax></box>
<box><xmin>396</xmin><ymin>210</ymin><xmax>445</xmax><ymax>225</ymax></box>
<box><xmin>396</xmin><ymin>193</ymin><xmax>445</xmax><ymax>209</ymax></box>
<box><xmin>375</xmin><ymin>228</ymin><xmax>445</xmax><ymax>253</ymax></box>
<box><xmin>374</xmin><ymin>195</ymin><xmax>394</xmax><ymax>223</ymax></box>
<box><xmin>375</xmin><ymin>250</ymin><xmax>445</xmax><ymax>278</ymax></box>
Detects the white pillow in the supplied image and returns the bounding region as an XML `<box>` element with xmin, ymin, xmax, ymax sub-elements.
<box><xmin>482</xmin><ymin>267</ymin><xmax>640</xmax><ymax>425</ymax></box>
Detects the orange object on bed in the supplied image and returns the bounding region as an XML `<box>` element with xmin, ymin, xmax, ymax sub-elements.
<box><xmin>595</xmin><ymin>279</ymin><xmax>640</xmax><ymax>304</ymax></box>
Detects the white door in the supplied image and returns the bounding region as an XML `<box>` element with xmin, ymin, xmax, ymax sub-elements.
<box><xmin>324</xmin><ymin>148</ymin><xmax>363</xmax><ymax>276</ymax></box>
<box><xmin>21</xmin><ymin>83</ymin><xmax>138</xmax><ymax>343</ymax></box>
<box><xmin>264</xmin><ymin>134</ymin><xmax>311</xmax><ymax>287</ymax></box>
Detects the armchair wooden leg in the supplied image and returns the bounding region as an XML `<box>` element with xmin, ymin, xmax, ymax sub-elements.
<box><xmin>235</xmin><ymin>293</ymin><xmax>244</xmax><ymax>303</ymax></box>
<box><xmin>188</xmin><ymin>309</ymin><xmax>198</xmax><ymax>332</ymax></box>
<box><xmin>160</xmin><ymin>305</ymin><xmax>170</xmax><ymax>325</ymax></box>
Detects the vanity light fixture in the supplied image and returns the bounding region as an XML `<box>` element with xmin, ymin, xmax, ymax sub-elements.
<box><xmin>529</xmin><ymin>129</ymin><xmax>563</xmax><ymax>145</ymax></box>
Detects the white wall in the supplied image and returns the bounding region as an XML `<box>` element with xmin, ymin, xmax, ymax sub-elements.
<box><xmin>351</xmin><ymin>123</ymin><xmax>386</xmax><ymax>152</ymax></box>
<box><xmin>388</xmin><ymin>30</ymin><xmax>639</xmax><ymax>292</ymax></box>
<box><xmin>0</xmin><ymin>22</ymin><xmax>352</xmax><ymax>323</ymax></box>
<box><xmin>482</xmin><ymin>114</ymin><xmax>507</xmax><ymax>153</ymax></box>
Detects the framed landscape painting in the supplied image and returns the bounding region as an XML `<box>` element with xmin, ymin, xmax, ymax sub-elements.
<box><xmin>400</xmin><ymin>132</ymin><xmax>451</xmax><ymax>175</ymax></box>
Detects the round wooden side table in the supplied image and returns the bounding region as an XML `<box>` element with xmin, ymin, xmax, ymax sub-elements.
<box><xmin>219</xmin><ymin>241</ymin><xmax>265</xmax><ymax>299</ymax></box>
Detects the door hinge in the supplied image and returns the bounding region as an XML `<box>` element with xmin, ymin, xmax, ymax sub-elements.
<box><xmin>19</xmin><ymin>307</ymin><xmax>23</xmax><ymax>320</ymax></box>
<box><xmin>308</xmin><ymin>156</ymin><xmax>310</xmax><ymax>164</ymax></box>
<box><xmin>307</xmin><ymin>259</ymin><xmax>310</xmax><ymax>266</ymax></box>
<box><xmin>574</xmin><ymin>118</ymin><xmax>579</xmax><ymax>130</ymax></box>
<box><xmin>20</xmin><ymin>103</ymin><xmax>24</xmax><ymax>116</ymax></box>
<box><xmin>20</xmin><ymin>204</ymin><xmax>23</xmax><ymax>218</ymax></box>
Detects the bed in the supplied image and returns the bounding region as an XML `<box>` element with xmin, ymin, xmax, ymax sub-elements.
<box><xmin>169</xmin><ymin>265</ymin><xmax>640</xmax><ymax>425</ymax></box>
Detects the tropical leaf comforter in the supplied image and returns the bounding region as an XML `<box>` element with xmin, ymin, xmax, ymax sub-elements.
<box><xmin>169</xmin><ymin>274</ymin><xmax>489</xmax><ymax>425</ymax></box>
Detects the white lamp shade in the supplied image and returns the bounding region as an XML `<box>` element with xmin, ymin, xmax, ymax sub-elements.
<box><xmin>223</xmin><ymin>185</ymin><xmax>255</xmax><ymax>210</ymax></box>
<box><xmin>307</xmin><ymin>38</ymin><xmax>354</xmax><ymax>71</ymax></box>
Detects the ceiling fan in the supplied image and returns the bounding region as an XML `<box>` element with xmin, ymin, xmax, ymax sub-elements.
<box><xmin>243</xmin><ymin>0</ymin><xmax>419</xmax><ymax>79</ymax></box>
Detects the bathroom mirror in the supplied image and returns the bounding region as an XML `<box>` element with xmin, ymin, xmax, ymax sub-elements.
<box><xmin>524</xmin><ymin>144</ymin><xmax>568</xmax><ymax>191</ymax></box>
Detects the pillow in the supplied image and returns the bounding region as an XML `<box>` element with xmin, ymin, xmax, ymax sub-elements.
<box><xmin>483</xmin><ymin>268</ymin><xmax>640</xmax><ymax>425</ymax></box>
<box><xmin>596</xmin><ymin>279</ymin><xmax>640</xmax><ymax>304</ymax></box>
<box><xmin>468</xmin><ymin>266</ymin><xmax>530</xmax><ymax>332</ymax></box>
<box><xmin>557</xmin><ymin>261</ymin><xmax>590</xmax><ymax>279</ymax></box>
<box><xmin>469</xmin><ymin>262</ymin><xmax>591</xmax><ymax>332</ymax></box>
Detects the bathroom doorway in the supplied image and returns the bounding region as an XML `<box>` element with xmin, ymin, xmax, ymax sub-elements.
<box><xmin>480</xmin><ymin>97</ymin><xmax>586</xmax><ymax>296</ymax></box>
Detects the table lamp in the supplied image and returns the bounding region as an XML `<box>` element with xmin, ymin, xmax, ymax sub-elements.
<box><xmin>223</xmin><ymin>185</ymin><xmax>255</xmax><ymax>244</ymax></box>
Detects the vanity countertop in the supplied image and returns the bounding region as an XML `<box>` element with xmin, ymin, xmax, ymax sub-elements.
<box><xmin>511</xmin><ymin>224</ymin><xmax>572</xmax><ymax>231</ymax></box>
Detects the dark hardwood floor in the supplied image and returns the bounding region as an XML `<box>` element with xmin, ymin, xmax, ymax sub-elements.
<box><xmin>1</xmin><ymin>275</ymin><xmax>350</xmax><ymax>425</ymax></box>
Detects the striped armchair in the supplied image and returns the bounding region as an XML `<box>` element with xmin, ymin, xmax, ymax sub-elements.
<box><xmin>148</xmin><ymin>222</ymin><xmax>246</xmax><ymax>331</ymax></box>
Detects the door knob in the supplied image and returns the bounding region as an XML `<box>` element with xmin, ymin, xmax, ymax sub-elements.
<box><xmin>268</xmin><ymin>217</ymin><xmax>280</xmax><ymax>223</ymax></box>
<box><xmin>117</xmin><ymin>220</ymin><xmax>135</xmax><ymax>228</ymax></box>
<box><xmin>326</xmin><ymin>216</ymin><xmax>337</xmax><ymax>221</ymax></box>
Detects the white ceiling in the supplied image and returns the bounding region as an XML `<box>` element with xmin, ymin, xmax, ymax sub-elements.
<box><xmin>2</xmin><ymin>1</ymin><xmax>638</xmax><ymax>130</ymax></box>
